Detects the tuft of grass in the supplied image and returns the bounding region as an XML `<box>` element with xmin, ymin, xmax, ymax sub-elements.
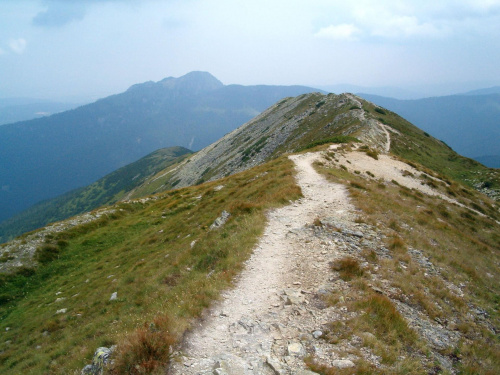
<box><xmin>365</xmin><ymin>149</ymin><xmax>379</xmax><ymax>160</ymax></box>
<box><xmin>111</xmin><ymin>315</ymin><xmax>175</xmax><ymax>374</ymax></box>
<box><xmin>358</xmin><ymin>294</ymin><xmax>417</xmax><ymax>347</ymax></box>
<box><xmin>313</xmin><ymin>217</ymin><xmax>323</xmax><ymax>227</ymax></box>
<box><xmin>388</xmin><ymin>235</ymin><xmax>406</xmax><ymax>252</ymax></box>
<box><xmin>332</xmin><ymin>257</ymin><xmax>364</xmax><ymax>281</ymax></box>
<box><xmin>350</xmin><ymin>181</ymin><xmax>367</xmax><ymax>190</ymax></box>
<box><xmin>35</xmin><ymin>244</ymin><xmax>60</xmax><ymax>263</ymax></box>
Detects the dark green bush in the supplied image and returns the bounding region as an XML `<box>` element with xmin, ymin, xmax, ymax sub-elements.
<box><xmin>35</xmin><ymin>244</ymin><xmax>60</xmax><ymax>263</ymax></box>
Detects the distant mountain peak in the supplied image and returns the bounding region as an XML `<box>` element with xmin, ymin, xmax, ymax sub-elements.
<box><xmin>159</xmin><ymin>71</ymin><xmax>224</xmax><ymax>93</ymax></box>
<box><xmin>126</xmin><ymin>71</ymin><xmax>224</xmax><ymax>94</ymax></box>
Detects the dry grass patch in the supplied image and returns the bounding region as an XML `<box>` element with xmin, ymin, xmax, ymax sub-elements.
<box><xmin>111</xmin><ymin>315</ymin><xmax>175</xmax><ymax>374</ymax></box>
<box><xmin>332</xmin><ymin>257</ymin><xmax>364</xmax><ymax>281</ymax></box>
<box><xmin>315</xmin><ymin>158</ymin><xmax>500</xmax><ymax>373</ymax></box>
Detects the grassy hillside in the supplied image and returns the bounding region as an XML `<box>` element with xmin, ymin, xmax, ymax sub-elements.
<box><xmin>360</xmin><ymin>93</ymin><xmax>500</xmax><ymax>167</ymax></box>
<box><xmin>0</xmin><ymin>147</ymin><xmax>192</xmax><ymax>243</ymax></box>
<box><xmin>129</xmin><ymin>93</ymin><xmax>499</xmax><ymax>202</ymax></box>
<box><xmin>0</xmin><ymin>156</ymin><xmax>301</xmax><ymax>374</ymax></box>
<box><xmin>366</xmin><ymin>101</ymin><xmax>500</xmax><ymax>197</ymax></box>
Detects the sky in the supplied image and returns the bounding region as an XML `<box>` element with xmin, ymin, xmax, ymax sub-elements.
<box><xmin>1</xmin><ymin>0</ymin><xmax>500</xmax><ymax>101</ymax></box>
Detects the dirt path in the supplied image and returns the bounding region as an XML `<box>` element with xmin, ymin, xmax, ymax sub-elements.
<box><xmin>380</xmin><ymin>124</ymin><xmax>391</xmax><ymax>152</ymax></box>
<box><xmin>169</xmin><ymin>152</ymin><xmax>356</xmax><ymax>374</ymax></box>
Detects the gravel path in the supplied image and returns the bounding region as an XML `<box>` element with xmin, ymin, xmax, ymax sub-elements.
<box><xmin>169</xmin><ymin>152</ymin><xmax>356</xmax><ymax>374</ymax></box>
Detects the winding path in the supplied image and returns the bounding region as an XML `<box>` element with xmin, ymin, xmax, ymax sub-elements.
<box><xmin>169</xmin><ymin>152</ymin><xmax>355</xmax><ymax>374</ymax></box>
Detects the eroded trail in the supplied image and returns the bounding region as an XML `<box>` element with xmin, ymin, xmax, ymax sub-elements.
<box><xmin>169</xmin><ymin>152</ymin><xmax>357</xmax><ymax>374</ymax></box>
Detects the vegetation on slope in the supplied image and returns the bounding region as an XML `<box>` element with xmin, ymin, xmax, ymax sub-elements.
<box><xmin>362</xmin><ymin>101</ymin><xmax>500</xmax><ymax>198</ymax></box>
<box><xmin>360</xmin><ymin>93</ymin><xmax>500</xmax><ymax>166</ymax></box>
<box><xmin>0</xmin><ymin>156</ymin><xmax>301</xmax><ymax>374</ymax></box>
<box><xmin>1</xmin><ymin>92</ymin><xmax>499</xmax><ymax>374</ymax></box>
<box><xmin>310</xmin><ymin>145</ymin><xmax>499</xmax><ymax>374</ymax></box>
<box><xmin>131</xmin><ymin>93</ymin><xmax>498</xmax><ymax>207</ymax></box>
<box><xmin>0</xmin><ymin>147</ymin><xmax>192</xmax><ymax>243</ymax></box>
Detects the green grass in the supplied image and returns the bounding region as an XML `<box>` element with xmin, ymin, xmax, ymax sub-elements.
<box><xmin>0</xmin><ymin>156</ymin><xmax>302</xmax><ymax>374</ymax></box>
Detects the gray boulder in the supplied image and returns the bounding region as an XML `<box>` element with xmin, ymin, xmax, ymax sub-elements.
<box><xmin>81</xmin><ymin>346</ymin><xmax>114</xmax><ymax>375</ymax></box>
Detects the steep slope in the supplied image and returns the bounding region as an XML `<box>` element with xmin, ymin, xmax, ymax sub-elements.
<box><xmin>0</xmin><ymin>146</ymin><xmax>191</xmax><ymax>243</ymax></box>
<box><xmin>360</xmin><ymin>93</ymin><xmax>500</xmax><ymax>167</ymax></box>
<box><xmin>130</xmin><ymin>92</ymin><xmax>499</xmax><ymax>200</ymax></box>
<box><xmin>0</xmin><ymin>72</ymin><xmax>320</xmax><ymax>224</ymax></box>
<box><xmin>0</xmin><ymin>93</ymin><xmax>498</xmax><ymax>374</ymax></box>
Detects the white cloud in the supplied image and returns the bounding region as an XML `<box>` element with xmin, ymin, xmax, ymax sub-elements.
<box><xmin>315</xmin><ymin>23</ymin><xmax>361</xmax><ymax>41</ymax></box>
<box><xmin>9</xmin><ymin>38</ymin><xmax>27</xmax><ymax>54</ymax></box>
<box><xmin>369</xmin><ymin>15</ymin><xmax>445</xmax><ymax>38</ymax></box>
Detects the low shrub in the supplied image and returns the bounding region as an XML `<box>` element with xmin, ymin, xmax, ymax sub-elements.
<box><xmin>365</xmin><ymin>149</ymin><xmax>379</xmax><ymax>160</ymax></box>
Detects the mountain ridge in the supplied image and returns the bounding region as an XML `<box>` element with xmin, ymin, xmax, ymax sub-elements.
<box><xmin>359</xmin><ymin>93</ymin><xmax>500</xmax><ymax>167</ymax></box>
<box><xmin>0</xmin><ymin>72</ymin><xmax>321</xmax><ymax>224</ymax></box>
<box><xmin>0</xmin><ymin>91</ymin><xmax>498</xmax><ymax>374</ymax></box>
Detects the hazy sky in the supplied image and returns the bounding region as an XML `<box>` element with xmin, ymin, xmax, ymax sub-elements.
<box><xmin>1</xmin><ymin>0</ymin><xmax>500</xmax><ymax>101</ymax></box>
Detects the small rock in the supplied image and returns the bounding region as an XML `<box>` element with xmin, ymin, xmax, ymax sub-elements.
<box><xmin>332</xmin><ymin>359</ymin><xmax>355</xmax><ymax>369</ymax></box>
<box><xmin>55</xmin><ymin>308</ymin><xmax>67</xmax><ymax>314</ymax></box>
<box><xmin>81</xmin><ymin>346</ymin><xmax>114</xmax><ymax>375</ymax></box>
<box><xmin>210</xmin><ymin>211</ymin><xmax>231</xmax><ymax>230</ymax></box>
<box><xmin>5</xmin><ymin>327</ymin><xmax>10</xmax><ymax>331</ymax></box>
<box><xmin>109</xmin><ymin>292</ymin><xmax>117</xmax><ymax>301</ymax></box>
<box><xmin>312</xmin><ymin>330</ymin><xmax>323</xmax><ymax>339</ymax></box>
<box><xmin>287</xmin><ymin>342</ymin><xmax>305</xmax><ymax>357</ymax></box>
<box><xmin>190</xmin><ymin>240</ymin><xmax>197</xmax><ymax>248</ymax></box>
